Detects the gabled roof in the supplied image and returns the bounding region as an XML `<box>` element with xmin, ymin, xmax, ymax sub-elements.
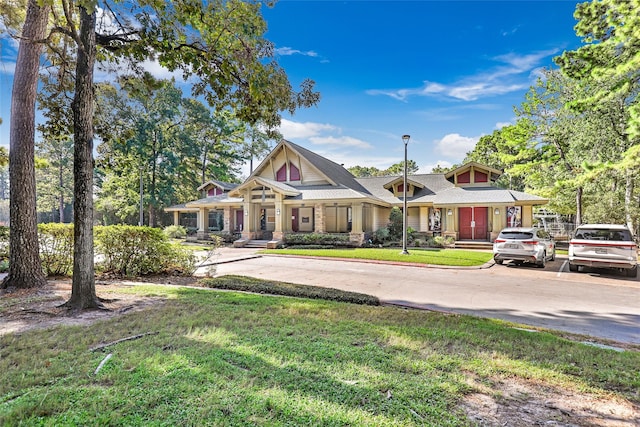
<box><xmin>444</xmin><ymin>162</ymin><xmax>502</xmax><ymax>180</ymax></box>
<box><xmin>357</xmin><ymin>174</ymin><xmax>454</xmax><ymax>204</ymax></box>
<box><xmin>381</xmin><ymin>176</ymin><xmax>425</xmax><ymax>190</ymax></box>
<box><xmin>249</xmin><ymin>139</ymin><xmax>372</xmax><ymax>194</ymax></box>
<box><xmin>229</xmin><ymin>176</ymin><xmax>301</xmax><ymax>197</ymax></box>
<box><xmin>196</xmin><ymin>179</ymin><xmax>238</xmax><ymax>192</ymax></box>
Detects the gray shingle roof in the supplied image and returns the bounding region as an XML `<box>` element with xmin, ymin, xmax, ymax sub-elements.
<box><xmin>433</xmin><ymin>187</ymin><xmax>548</xmax><ymax>205</ymax></box>
<box><xmin>185</xmin><ymin>194</ymin><xmax>243</xmax><ymax>207</ymax></box>
<box><xmin>285</xmin><ymin>140</ymin><xmax>372</xmax><ymax>195</ymax></box>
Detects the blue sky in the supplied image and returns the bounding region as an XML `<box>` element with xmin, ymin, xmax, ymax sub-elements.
<box><xmin>0</xmin><ymin>0</ymin><xmax>583</xmax><ymax>175</ymax></box>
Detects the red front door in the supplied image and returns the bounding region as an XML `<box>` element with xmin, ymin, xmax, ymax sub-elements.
<box><xmin>292</xmin><ymin>208</ymin><xmax>299</xmax><ymax>232</ymax></box>
<box><xmin>458</xmin><ymin>207</ymin><xmax>488</xmax><ymax>240</ymax></box>
<box><xmin>235</xmin><ymin>210</ymin><xmax>244</xmax><ymax>231</ymax></box>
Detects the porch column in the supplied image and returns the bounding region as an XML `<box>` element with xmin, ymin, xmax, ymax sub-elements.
<box><xmin>314</xmin><ymin>203</ymin><xmax>325</xmax><ymax>233</ymax></box>
<box><xmin>173</xmin><ymin>211</ymin><xmax>179</xmax><ymax>226</ymax></box>
<box><xmin>197</xmin><ymin>207</ymin><xmax>209</xmax><ymax>239</ymax></box>
<box><xmin>273</xmin><ymin>194</ymin><xmax>285</xmax><ymax>240</ymax></box>
<box><xmin>419</xmin><ymin>206</ymin><xmax>429</xmax><ymax>232</ymax></box>
<box><xmin>223</xmin><ymin>207</ymin><xmax>232</xmax><ymax>232</ymax></box>
<box><xmin>241</xmin><ymin>200</ymin><xmax>255</xmax><ymax>240</ymax></box>
<box><xmin>350</xmin><ymin>202</ymin><xmax>365</xmax><ymax>245</ymax></box>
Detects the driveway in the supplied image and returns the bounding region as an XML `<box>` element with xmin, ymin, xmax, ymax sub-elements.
<box><xmin>207</xmin><ymin>249</ymin><xmax>640</xmax><ymax>345</ymax></box>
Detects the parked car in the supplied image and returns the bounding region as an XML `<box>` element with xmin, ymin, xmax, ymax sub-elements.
<box><xmin>568</xmin><ymin>224</ymin><xmax>638</xmax><ymax>277</ymax></box>
<box><xmin>493</xmin><ymin>227</ymin><xmax>555</xmax><ymax>268</ymax></box>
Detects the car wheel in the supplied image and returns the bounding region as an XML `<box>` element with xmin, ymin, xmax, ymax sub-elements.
<box><xmin>626</xmin><ymin>265</ymin><xmax>637</xmax><ymax>278</ymax></box>
<box><xmin>537</xmin><ymin>252</ymin><xmax>546</xmax><ymax>268</ymax></box>
<box><xmin>495</xmin><ymin>259</ymin><xmax>503</xmax><ymax>265</ymax></box>
<box><xmin>569</xmin><ymin>263</ymin><xmax>578</xmax><ymax>272</ymax></box>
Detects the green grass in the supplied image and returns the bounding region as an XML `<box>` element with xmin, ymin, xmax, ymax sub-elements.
<box><xmin>1</xmin><ymin>283</ymin><xmax>638</xmax><ymax>426</ymax></box>
<box><xmin>261</xmin><ymin>247</ymin><xmax>493</xmax><ymax>267</ymax></box>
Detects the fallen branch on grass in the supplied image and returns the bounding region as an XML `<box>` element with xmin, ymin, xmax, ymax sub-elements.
<box><xmin>89</xmin><ymin>332</ymin><xmax>158</xmax><ymax>352</ymax></box>
<box><xmin>94</xmin><ymin>353</ymin><xmax>112</xmax><ymax>374</ymax></box>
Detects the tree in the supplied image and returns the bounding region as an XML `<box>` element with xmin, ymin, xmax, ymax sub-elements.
<box><xmin>348</xmin><ymin>165</ymin><xmax>383</xmax><ymax>177</ymax></box>
<box><xmin>385</xmin><ymin>160</ymin><xmax>419</xmax><ymax>176</ymax></box>
<box><xmin>1</xmin><ymin>0</ymin><xmax>49</xmax><ymax>290</ymax></box>
<box><xmin>556</xmin><ymin>0</ymin><xmax>640</xmax><ymax>230</ymax></box>
<box><xmin>37</xmin><ymin>61</ymin><xmax>75</xmax><ymax>223</ymax></box>
<box><xmin>62</xmin><ymin>3</ymin><xmax>101</xmax><ymax>309</ymax></box>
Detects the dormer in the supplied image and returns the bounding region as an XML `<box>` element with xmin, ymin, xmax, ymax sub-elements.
<box><xmin>197</xmin><ymin>180</ymin><xmax>237</xmax><ymax>197</ymax></box>
<box><xmin>383</xmin><ymin>177</ymin><xmax>425</xmax><ymax>198</ymax></box>
<box><xmin>445</xmin><ymin>162</ymin><xmax>502</xmax><ymax>187</ymax></box>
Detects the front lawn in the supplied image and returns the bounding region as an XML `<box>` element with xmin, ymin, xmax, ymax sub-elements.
<box><xmin>261</xmin><ymin>247</ymin><xmax>493</xmax><ymax>267</ymax></box>
<box><xmin>1</xmin><ymin>283</ymin><xmax>638</xmax><ymax>425</ymax></box>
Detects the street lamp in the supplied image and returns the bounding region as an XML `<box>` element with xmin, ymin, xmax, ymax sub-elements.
<box><xmin>401</xmin><ymin>134</ymin><xmax>410</xmax><ymax>255</ymax></box>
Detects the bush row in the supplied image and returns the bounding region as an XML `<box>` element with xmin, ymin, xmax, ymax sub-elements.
<box><xmin>0</xmin><ymin>224</ymin><xmax>196</xmax><ymax>277</ymax></box>
<box><xmin>283</xmin><ymin>233</ymin><xmax>353</xmax><ymax>247</ymax></box>
<box><xmin>202</xmin><ymin>275</ymin><xmax>380</xmax><ymax>306</ymax></box>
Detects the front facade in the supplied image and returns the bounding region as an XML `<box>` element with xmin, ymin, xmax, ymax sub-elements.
<box><xmin>165</xmin><ymin>140</ymin><xmax>548</xmax><ymax>244</ymax></box>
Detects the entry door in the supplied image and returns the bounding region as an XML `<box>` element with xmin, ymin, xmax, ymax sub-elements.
<box><xmin>459</xmin><ymin>208</ymin><xmax>473</xmax><ymax>240</ymax></box>
<box><xmin>458</xmin><ymin>207</ymin><xmax>488</xmax><ymax>240</ymax></box>
<box><xmin>235</xmin><ymin>210</ymin><xmax>244</xmax><ymax>231</ymax></box>
<box><xmin>291</xmin><ymin>208</ymin><xmax>299</xmax><ymax>232</ymax></box>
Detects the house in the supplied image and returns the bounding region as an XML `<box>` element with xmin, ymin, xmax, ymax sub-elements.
<box><xmin>165</xmin><ymin>139</ymin><xmax>548</xmax><ymax>245</ymax></box>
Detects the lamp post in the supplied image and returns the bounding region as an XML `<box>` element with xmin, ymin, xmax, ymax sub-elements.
<box><xmin>401</xmin><ymin>134</ymin><xmax>410</xmax><ymax>255</ymax></box>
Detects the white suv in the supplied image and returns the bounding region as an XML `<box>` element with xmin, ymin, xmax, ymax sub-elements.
<box><xmin>493</xmin><ymin>227</ymin><xmax>556</xmax><ymax>268</ymax></box>
<box><xmin>569</xmin><ymin>224</ymin><xmax>638</xmax><ymax>277</ymax></box>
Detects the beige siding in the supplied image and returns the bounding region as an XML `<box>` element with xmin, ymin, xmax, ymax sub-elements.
<box><xmin>325</xmin><ymin>206</ymin><xmax>350</xmax><ymax>232</ymax></box>
<box><xmin>298</xmin><ymin>207</ymin><xmax>314</xmax><ymax>232</ymax></box>
<box><xmin>373</xmin><ymin>207</ymin><xmax>390</xmax><ymax>230</ymax></box>
<box><xmin>408</xmin><ymin>207</ymin><xmax>420</xmax><ymax>230</ymax></box>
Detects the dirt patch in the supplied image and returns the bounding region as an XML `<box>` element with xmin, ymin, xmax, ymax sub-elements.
<box><xmin>1</xmin><ymin>279</ymin><xmax>639</xmax><ymax>425</ymax></box>
<box><xmin>459</xmin><ymin>375</ymin><xmax>640</xmax><ymax>426</ymax></box>
<box><xmin>0</xmin><ymin>279</ymin><xmax>172</xmax><ymax>336</ymax></box>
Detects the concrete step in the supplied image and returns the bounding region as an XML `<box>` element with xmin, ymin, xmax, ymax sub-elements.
<box><xmin>454</xmin><ymin>241</ymin><xmax>493</xmax><ymax>250</ymax></box>
<box><xmin>244</xmin><ymin>240</ymin><xmax>270</xmax><ymax>249</ymax></box>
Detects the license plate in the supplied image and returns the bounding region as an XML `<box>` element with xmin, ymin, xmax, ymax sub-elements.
<box><xmin>595</xmin><ymin>248</ymin><xmax>607</xmax><ymax>254</ymax></box>
<box><xmin>505</xmin><ymin>244</ymin><xmax>519</xmax><ymax>249</ymax></box>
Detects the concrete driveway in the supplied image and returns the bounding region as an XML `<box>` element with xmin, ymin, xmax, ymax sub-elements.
<box><xmin>205</xmin><ymin>248</ymin><xmax>640</xmax><ymax>346</ymax></box>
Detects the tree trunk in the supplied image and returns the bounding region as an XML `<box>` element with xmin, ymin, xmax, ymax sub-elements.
<box><xmin>575</xmin><ymin>186</ymin><xmax>583</xmax><ymax>227</ymax></box>
<box><xmin>625</xmin><ymin>171</ymin><xmax>634</xmax><ymax>232</ymax></box>
<box><xmin>1</xmin><ymin>0</ymin><xmax>49</xmax><ymax>290</ymax></box>
<box><xmin>59</xmin><ymin>163</ymin><xmax>65</xmax><ymax>223</ymax></box>
<box><xmin>64</xmin><ymin>5</ymin><xmax>102</xmax><ymax>310</ymax></box>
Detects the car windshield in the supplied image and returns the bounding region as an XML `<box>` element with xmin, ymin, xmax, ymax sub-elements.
<box><xmin>499</xmin><ymin>231</ymin><xmax>533</xmax><ymax>240</ymax></box>
<box><xmin>574</xmin><ymin>228</ymin><xmax>633</xmax><ymax>241</ymax></box>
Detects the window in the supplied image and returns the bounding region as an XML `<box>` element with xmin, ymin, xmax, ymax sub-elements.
<box><xmin>276</xmin><ymin>164</ymin><xmax>287</xmax><ymax>182</ymax></box>
<box><xmin>457</xmin><ymin>171</ymin><xmax>470</xmax><ymax>184</ymax></box>
<box><xmin>474</xmin><ymin>171</ymin><xmax>488</xmax><ymax>183</ymax></box>
<box><xmin>290</xmin><ymin>163</ymin><xmax>300</xmax><ymax>181</ymax></box>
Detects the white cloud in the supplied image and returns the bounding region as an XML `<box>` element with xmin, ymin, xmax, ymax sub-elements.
<box><xmin>435</xmin><ymin>133</ymin><xmax>479</xmax><ymax>158</ymax></box>
<box><xmin>367</xmin><ymin>49</ymin><xmax>559</xmax><ymax>102</ymax></box>
<box><xmin>279</xmin><ymin>118</ymin><xmax>337</xmax><ymax>139</ymax></box>
<box><xmin>275</xmin><ymin>47</ymin><xmax>318</xmax><ymax>58</ymax></box>
<box><xmin>309</xmin><ymin>135</ymin><xmax>372</xmax><ymax>149</ymax></box>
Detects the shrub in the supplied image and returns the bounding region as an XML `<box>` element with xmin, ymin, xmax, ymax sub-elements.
<box><xmin>372</xmin><ymin>227</ymin><xmax>390</xmax><ymax>244</ymax></box>
<box><xmin>428</xmin><ymin>235</ymin><xmax>455</xmax><ymax>248</ymax></box>
<box><xmin>0</xmin><ymin>225</ymin><xmax>9</xmax><ymax>260</ymax></box>
<box><xmin>202</xmin><ymin>275</ymin><xmax>380</xmax><ymax>306</ymax></box>
<box><xmin>95</xmin><ymin>225</ymin><xmax>196</xmax><ymax>277</ymax></box>
<box><xmin>388</xmin><ymin>207</ymin><xmax>403</xmax><ymax>239</ymax></box>
<box><xmin>38</xmin><ymin>223</ymin><xmax>74</xmax><ymax>276</ymax></box>
<box><xmin>284</xmin><ymin>233</ymin><xmax>352</xmax><ymax>247</ymax></box>
<box><xmin>210</xmin><ymin>231</ymin><xmax>239</xmax><ymax>244</ymax></box>
<box><xmin>163</xmin><ymin>225</ymin><xmax>187</xmax><ymax>239</ymax></box>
